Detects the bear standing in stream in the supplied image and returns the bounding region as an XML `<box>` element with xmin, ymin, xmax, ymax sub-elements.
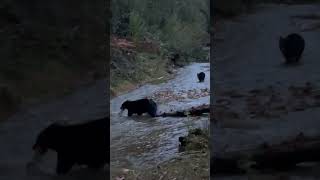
<box><xmin>120</xmin><ymin>98</ymin><xmax>157</xmax><ymax>117</ymax></box>
<box><xmin>197</xmin><ymin>72</ymin><xmax>205</xmax><ymax>82</ymax></box>
<box><xmin>279</xmin><ymin>33</ymin><xmax>305</xmax><ymax>64</ymax></box>
<box><xmin>30</xmin><ymin>117</ymin><xmax>108</xmax><ymax>175</ymax></box>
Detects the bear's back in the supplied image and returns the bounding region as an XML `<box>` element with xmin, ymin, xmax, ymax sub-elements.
<box><xmin>283</xmin><ymin>33</ymin><xmax>305</xmax><ymax>55</ymax></box>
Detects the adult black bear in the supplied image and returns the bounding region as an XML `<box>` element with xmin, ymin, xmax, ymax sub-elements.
<box><xmin>197</xmin><ymin>72</ymin><xmax>205</xmax><ymax>82</ymax></box>
<box><xmin>120</xmin><ymin>98</ymin><xmax>157</xmax><ymax>117</ymax></box>
<box><xmin>279</xmin><ymin>33</ymin><xmax>305</xmax><ymax>64</ymax></box>
<box><xmin>32</xmin><ymin>117</ymin><xmax>108</xmax><ymax>175</ymax></box>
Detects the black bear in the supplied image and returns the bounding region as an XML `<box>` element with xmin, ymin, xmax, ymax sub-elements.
<box><xmin>120</xmin><ymin>98</ymin><xmax>157</xmax><ymax>117</ymax></box>
<box><xmin>197</xmin><ymin>72</ymin><xmax>205</xmax><ymax>82</ymax></box>
<box><xmin>32</xmin><ymin>117</ymin><xmax>108</xmax><ymax>175</ymax></box>
<box><xmin>169</xmin><ymin>53</ymin><xmax>180</xmax><ymax>67</ymax></box>
<box><xmin>279</xmin><ymin>33</ymin><xmax>305</xmax><ymax>64</ymax></box>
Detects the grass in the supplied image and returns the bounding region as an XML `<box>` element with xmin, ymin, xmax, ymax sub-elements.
<box><xmin>110</xmin><ymin>49</ymin><xmax>173</xmax><ymax>97</ymax></box>
<box><xmin>181</xmin><ymin>128</ymin><xmax>209</xmax><ymax>152</ymax></box>
<box><xmin>111</xmin><ymin>152</ymin><xmax>209</xmax><ymax>180</ymax></box>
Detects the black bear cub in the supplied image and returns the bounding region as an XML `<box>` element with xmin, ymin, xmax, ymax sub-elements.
<box><xmin>120</xmin><ymin>98</ymin><xmax>157</xmax><ymax>117</ymax></box>
<box><xmin>279</xmin><ymin>33</ymin><xmax>305</xmax><ymax>64</ymax></box>
<box><xmin>32</xmin><ymin>117</ymin><xmax>108</xmax><ymax>175</ymax></box>
<box><xmin>197</xmin><ymin>72</ymin><xmax>205</xmax><ymax>82</ymax></box>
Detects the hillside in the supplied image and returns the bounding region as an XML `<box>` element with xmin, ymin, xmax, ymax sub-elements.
<box><xmin>0</xmin><ymin>0</ymin><xmax>106</xmax><ymax>120</ymax></box>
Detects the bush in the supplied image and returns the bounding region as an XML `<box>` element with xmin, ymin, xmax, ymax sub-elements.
<box><xmin>111</xmin><ymin>0</ymin><xmax>210</xmax><ymax>61</ymax></box>
<box><xmin>129</xmin><ymin>11</ymin><xmax>147</xmax><ymax>42</ymax></box>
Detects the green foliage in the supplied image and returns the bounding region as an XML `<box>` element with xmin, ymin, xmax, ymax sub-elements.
<box><xmin>110</xmin><ymin>50</ymin><xmax>171</xmax><ymax>95</ymax></box>
<box><xmin>129</xmin><ymin>11</ymin><xmax>147</xmax><ymax>42</ymax></box>
<box><xmin>161</xmin><ymin>18</ymin><xmax>208</xmax><ymax>58</ymax></box>
<box><xmin>111</xmin><ymin>0</ymin><xmax>130</xmax><ymax>37</ymax></box>
<box><xmin>111</xmin><ymin>0</ymin><xmax>210</xmax><ymax>61</ymax></box>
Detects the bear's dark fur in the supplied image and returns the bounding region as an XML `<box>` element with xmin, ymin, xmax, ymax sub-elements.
<box><xmin>32</xmin><ymin>117</ymin><xmax>108</xmax><ymax>175</ymax></box>
<box><xmin>171</xmin><ymin>53</ymin><xmax>180</xmax><ymax>65</ymax></box>
<box><xmin>197</xmin><ymin>72</ymin><xmax>205</xmax><ymax>82</ymax></box>
<box><xmin>279</xmin><ymin>33</ymin><xmax>305</xmax><ymax>64</ymax></box>
<box><xmin>120</xmin><ymin>98</ymin><xmax>157</xmax><ymax>117</ymax></box>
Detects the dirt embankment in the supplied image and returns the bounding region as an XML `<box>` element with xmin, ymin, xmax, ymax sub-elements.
<box><xmin>110</xmin><ymin>36</ymin><xmax>211</xmax><ymax>98</ymax></box>
<box><xmin>110</xmin><ymin>36</ymin><xmax>175</xmax><ymax>97</ymax></box>
<box><xmin>0</xmin><ymin>0</ymin><xmax>106</xmax><ymax>120</ymax></box>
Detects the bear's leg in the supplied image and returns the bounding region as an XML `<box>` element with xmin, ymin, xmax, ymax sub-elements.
<box><xmin>87</xmin><ymin>153</ymin><xmax>106</xmax><ymax>170</ymax></box>
<box><xmin>147</xmin><ymin>101</ymin><xmax>157</xmax><ymax>117</ymax></box>
<box><xmin>148</xmin><ymin>110</ymin><xmax>156</xmax><ymax>117</ymax></box>
<box><xmin>128</xmin><ymin>111</ymin><xmax>133</xmax><ymax>117</ymax></box>
<box><xmin>56</xmin><ymin>154</ymin><xmax>74</xmax><ymax>175</ymax></box>
<box><xmin>137</xmin><ymin>112</ymin><xmax>143</xmax><ymax>116</ymax></box>
<box><xmin>88</xmin><ymin>162</ymin><xmax>105</xmax><ymax>170</ymax></box>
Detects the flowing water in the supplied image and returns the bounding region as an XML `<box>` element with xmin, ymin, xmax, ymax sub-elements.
<box><xmin>110</xmin><ymin>63</ymin><xmax>210</xmax><ymax>171</ymax></box>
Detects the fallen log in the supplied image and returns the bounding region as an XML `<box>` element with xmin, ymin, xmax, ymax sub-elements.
<box><xmin>189</xmin><ymin>105</ymin><xmax>210</xmax><ymax>116</ymax></box>
<box><xmin>158</xmin><ymin>104</ymin><xmax>209</xmax><ymax>117</ymax></box>
<box><xmin>253</xmin><ymin>133</ymin><xmax>320</xmax><ymax>170</ymax></box>
<box><xmin>159</xmin><ymin>111</ymin><xmax>187</xmax><ymax>117</ymax></box>
<box><xmin>212</xmin><ymin>133</ymin><xmax>320</xmax><ymax>174</ymax></box>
